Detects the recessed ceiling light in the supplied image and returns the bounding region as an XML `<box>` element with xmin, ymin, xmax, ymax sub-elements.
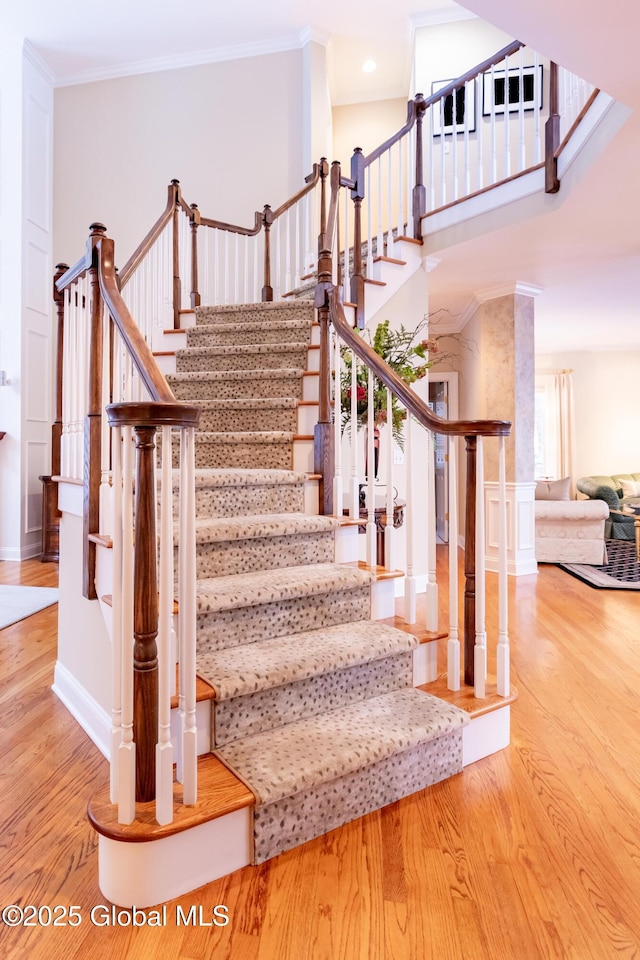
<box><xmin>362</xmin><ymin>60</ymin><xmax>377</xmax><ymax>73</ymax></box>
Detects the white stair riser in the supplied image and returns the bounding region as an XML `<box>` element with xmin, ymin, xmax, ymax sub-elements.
<box><xmin>297</xmin><ymin>403</ymin><xmax>318</xmax><ymax>434</ymax></box>
<box><xmin>293</xmin><ymin>438</ymin><xmax>314</xmax><ymax>472</ymax></box>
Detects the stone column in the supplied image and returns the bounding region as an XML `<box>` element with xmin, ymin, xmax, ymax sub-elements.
<box><xmin>475</xmin><ymin>282</ymin><xmax>541</xmax><ymax>576</ymax></box>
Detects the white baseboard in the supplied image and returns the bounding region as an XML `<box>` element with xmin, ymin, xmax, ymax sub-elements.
<box><xmin>52</xmin><ymin>661</ymin><xmax>111</xmax><ymax>760</ymax></box>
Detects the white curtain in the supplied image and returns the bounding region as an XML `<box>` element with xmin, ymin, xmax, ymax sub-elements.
<box><xmin>535</xmin><ymin>370</ymin><xmax>576</xmax><ymax>491</ymax></box>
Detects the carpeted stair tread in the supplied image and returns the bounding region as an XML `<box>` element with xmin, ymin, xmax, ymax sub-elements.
<box><xmin>191</xmin><ymin>431</ymin><xmax>294</xmax><ymax>446</ymax></box>
<box><xmin>215</xmin><ymin>688</ymin><xmax>469</xmax><ymax>807</ymax></box>
<box><xmin>195</xmin><ymin>302</ymin><xmax>314</xmax><ymax>325</ymax></box>
<box><xmin>176</xmin><ymin>342</ymin><xmax>309</xmax><ymax>374</ymax></box>
<box><xmin>167</xmin><ymin>368</ymin><xmax>302</xmax><ymax>383</ymax></box>
<box><xmin>187</xmin><ymin>318</ymin><xmax>311</xmax><ymax>347</ymax></box>
<box><xmin>195</xmin><ymin>562</ymin><xmax>373</xmax><ymax>616</ymax></box>
<box><xmin>194</xmin><ymin>399</ymin><xmax>298</xmax><ymax>412</ymax></box>
<box><xmin>197</xmin><ymin>620</ymin><xmax>420</xmax><ymax>702</ymax></box>
<box><xmin>184</xmin><ymin>468</ymin><xmax>306</xmax><ymax>488</ymax></box>
<box><xmin>192</xmin><ymin>512</ymin><xmax>340</xmax><ymax>544</ymax></box>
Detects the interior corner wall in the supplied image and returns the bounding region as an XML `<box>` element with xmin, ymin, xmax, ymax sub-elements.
<box><xmin>53</xmin><ymin>50</ymin><xmax>304</xmax><ymax>266</ymax></box>
<box><xmin>332</xmin><ymin>98</ymin><xmax>407</xmax><ymax>169</ymax></box>
<box><xmin>535</xmin><ymin>347</ymin><xmax>640</xmax><ymax>479</ymax></box>
<box><xmin>302</xmin><ymin>41</ymin><xmax>333</xmax><ymax>174</ymax></box>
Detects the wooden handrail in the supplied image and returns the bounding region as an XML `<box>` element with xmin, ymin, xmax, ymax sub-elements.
<box><xmin>198</xmin><ymin>210</ymin><xmax>263</xmax><ymax>235</ymax></box>
<box><xmin>328</xmin><ymin>287</ymin><xmax>510</xmax><ymax>439</ymax></box>
<box><xmin>361</xmin><ymin>40</ymin><xmax>524</xmax><ymax>170</ymax></box>
<box><xmin>96</xmin><ymin>236</ymin><xmax>176</xmax><ymax>403</ymax></box>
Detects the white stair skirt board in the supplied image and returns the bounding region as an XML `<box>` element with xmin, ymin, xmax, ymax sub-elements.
<box><xmin>170</xmin><ymin>698</ymin><xmax>212</xmax><ymax>758</ymax></box>
<box><xmin>97</xmin><ymin>807</ymin><xmax>252</xmax><ymax>909</ymax></box>
<box><xmin>484</xmin><ymin>481</ymin><xmax>537</xmax><ymax>576</ymax></box>
<box><xmin>413</xmin><ymin>642</ymin><xmax>438</xmax><ymax>686</ymax></box>
<box><xmin>52</xmin><ymin>661</ymin><xmax>111</xmax><ymax>760</ymax></box>
<box><xmin>462</xmin><ymin>705</ymin><xmax>511</xmax><ymax>765</ymax></box>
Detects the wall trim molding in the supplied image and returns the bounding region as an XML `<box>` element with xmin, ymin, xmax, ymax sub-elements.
<box><xmin>52</xmin><ymin>661</ymin><xmax>111</xmax><ymax>759</ymax></box>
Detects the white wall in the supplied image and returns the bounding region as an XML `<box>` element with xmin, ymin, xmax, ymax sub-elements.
<box><xmin>0</xmin><ymin>41</ymin><xmax>53</xmax><ymax>560</ymax></box>
<box><xmin>413</xmin><ymin>20</ymin><xmax>514</xmax><ymax>97</ymax></box>
<box><xmin>54</xmin><ymin>50</ymin><xmax>305</xmax><ymax>266</ymax></box>
<box><xmin>536</xmin><ymin>348</ymin><xmax>640</xmax><ymax>478</ymax></box>
<box><xmin>332</xmin><ymin>98</ymin><xmax>407</xmax><ymax>168</ymax></box>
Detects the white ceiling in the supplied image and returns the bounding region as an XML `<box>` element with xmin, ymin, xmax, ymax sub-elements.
<box><xmin>8</xmin><ymin>0</ymin><xmax>640</xmax><ymax>352</ymax></box>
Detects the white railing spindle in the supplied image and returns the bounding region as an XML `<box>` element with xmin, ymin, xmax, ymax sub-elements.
<box><xmin>349</xmin><ymin>350</ymin><xmax>360</xmax><ymax>518</ymax></box>
<box><xmin>447</xmin><ymin>434</ymin><xmax>460</xmax><ymax>691</ymax></box>
<box><xmin>496</xmin><ymin>436</ymin><xmax>510</xmax><ymax>696</ymax></box>
<box><xmin>404</xmin><ymin>413</ymin><xmax>417</xmax><ymax>623</ymax></box>
<box><xmin>474</xmin><ymin>436</ymin><xmax>487</xmax><ymax>698</ymax></box>
<box><xmin>365</xmin><ymin>369</ymin><xmax>376</xmax><ymax>566</ymax></box>
<box><xmin>178</xmin><ymin>426</ymin><xmax>197</xmax><ymax>804</ymax></box>
<box><xmin>384</xmin><ymin>388</ymin><xmax>395</xmax><ymax>570</ymax></box>
<box><xmin>118</xmin><ymin>424</ymin><xmax>136</xmax><ymax>824</ymax></box>
<box><xmin>333</xmin><ymin>331</ymin><xmax>343</xmax><ymax>515</ymax></box>
<box><xmin>156</xmin><ymin>425</ymin><xmax>174</xmax><ymax>825</ymax></box>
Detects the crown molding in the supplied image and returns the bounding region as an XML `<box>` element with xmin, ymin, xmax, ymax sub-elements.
<box><xmin>23</xmin><ymin>41</ymin><xmax>56</xmax><ymax>85</ymax></box>
<box><xmin>298</xmin><ymin>26</ymin><xmax>331</xmax><ymax>48</ymax></box>
<box><xmin>410</xmin><ymin>7</ymin><xmax>478</xmax><ymax>29</ymax></box>
<box><xmin>54</xmin><ymin>33</ymin><xmax>306</xmax><ymax>88</ymax></box>
<box><xmin>475</xmin><ymin>281</ymin><xmax>543</xmax><ymax>302</ymax></box>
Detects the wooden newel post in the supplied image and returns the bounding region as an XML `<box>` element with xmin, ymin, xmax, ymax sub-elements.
<box><xmin>412</xmin><ymin>95</ymin><xmax>427</xmax><ymax>238</ymax></box>
<box><xmin>349</xmin><ymin>147</ymin><xmax>365</xmax><ymax>329</ymax></box>
<box><xmin>262</xmin><ymin>205</ymin><xmax>274</xmax><ymax>301</ymax></box>
<box><xmin>545</xmin><ymin>63</ymin><xmax>560</xmax><ymax>194</ymax></box>
<box><xmin>171</xmin><ymin>179</ymin><xmax>182</xmax><ymax>328</ymax></box>
<box><xmin>133</xmin><ymin>424</ymin><xmax>159</xmax><ymax>802</ymax></box>
<box><xmin>190</xmin><ymin>204</ymin><xmax>201</xmax><ymax>308</ymax></box>
<box><xmin>314</xmin><ymin>158</ymin><xmax>334</xmax><ymax>516</ymax></box>
<box><xmin>464</xmin><ymin>435</ymin><xmax>477</xmax><ymax>686</ymax></box>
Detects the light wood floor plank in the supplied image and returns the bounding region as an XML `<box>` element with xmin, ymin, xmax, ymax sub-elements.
<box><xmin>2</xmin><ymin>554</ymin><xmax>640</xmax><ymax>958</ymax></box>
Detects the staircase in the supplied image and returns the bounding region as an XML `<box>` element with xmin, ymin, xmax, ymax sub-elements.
<box><xmin>162</xmin><ymin>298</ymin><xmax>469</xmax><ymax>864</ymax></box>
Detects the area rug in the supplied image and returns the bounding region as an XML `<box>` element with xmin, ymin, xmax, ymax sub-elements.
<box><xmin>0</xmin><ymin>585</ymin><xmax>59</xmax><ymax>629</ymax></box>
<box><xmin>557</xmin><ymin>540</ymin><xmax>640</xmax><ymax>590</ymax></box>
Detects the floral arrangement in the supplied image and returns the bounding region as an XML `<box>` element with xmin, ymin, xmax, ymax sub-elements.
<box><xmin>340</xmin><ymin>315</ymin><xmax>466</xmax><ymax>446</ymax></box>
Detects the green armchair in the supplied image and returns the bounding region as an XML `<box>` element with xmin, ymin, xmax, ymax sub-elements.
<box><xmin>576</xmin><ymin>473</ymin><xmax>640</xmax><ymax>540</ymax></box>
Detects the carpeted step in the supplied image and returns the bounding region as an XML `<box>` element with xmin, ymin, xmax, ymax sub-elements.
<box><xmin>166</xmin><ymin>368</ymin><xmax>304</xmax><ymax>401</ymax></box>
<box><xmin>190</xmin><ymin>513</ymin><xmax>340</xmax><ymax>578</ymax></box>
<box><xmin>176</xmin><ymin>469</ymin><xmax>306</xmax><ymax>518</ymax></box>
<box><xmin>169</xmin><ymin>431</ymin><xmax>294</xmax><ymax>469</ymax></box>
<box><xmin>197</xmin><ymin>620</ymin><xmax>421</xmax><ymax>746</ymax></box>
<box><xmin>215</xmin><ymin>688</ymin><xmax>469</xmax><ymax>862</ymax></box>
<box><xmin>187</xmin><ymin>318</ymin><xmax>312</xmax><ymax>348</ymax></box>
<box><xmin>195</xmin><ymin>301</ymin><xmax>314</xmax><ymax>326</ymax></box>
<box><xmin>195</xmin><ymin>563</ymin><xmax>373</xmax><ymax>651</ymax></box>
<box><xmin>189</xmin><ymin>398</ymin><xmax>297</xmax><ymax>433</ymax></box>
<box><xmin>175</xmin><ymin>342</ymin><xmax>309</xmax><ymax>374</ymax></box>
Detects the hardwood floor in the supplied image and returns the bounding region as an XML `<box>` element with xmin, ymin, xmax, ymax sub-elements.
<box><xmin>1</xmin><ymin>554</ymin><xmax>640</xmax><ymax>959</ymax></box>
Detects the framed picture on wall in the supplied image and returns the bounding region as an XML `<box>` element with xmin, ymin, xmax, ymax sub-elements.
<box><xmin>482</xmin><ymin>64</ymin><xmax>543</xmax><ymax>115</ymax></box>
<box><xmin>431</xmin><ymin>78</ymin><xmax>477</xmax><ymax>136</ymax></box>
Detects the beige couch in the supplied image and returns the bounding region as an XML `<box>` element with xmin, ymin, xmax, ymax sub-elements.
<box><xmin>535</xmin><ymin>499</ymin><xmax>608</xmax><ymax>564</ymax></box>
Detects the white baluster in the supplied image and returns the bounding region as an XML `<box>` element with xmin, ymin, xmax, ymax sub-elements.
<box><xmin>477</xmin><ymin>77</ymin><xmax>484</xmax><ymax>192</ymax></box>
<box><xmin>404</xmin><ymin>413</ymin><xmax>417</xmax><ymax>623</ymax></box>
<box><xmin>518</xmin><ymin>48</ymin><xmax>526</xmax><ymax>170</ymax></box>
<box><xmin>61</xmin><ymin>289</ymin><xmax>70</xmax><ymax>477</ymax></box>
<box><xmin>447</xmin><ymin>434</ymin><xmax>460</xmax><ymax>691</ymax></box>
<box><xmin>275</xmin><ymin>226</ymin><xmax>281</xmax><ymax>301</ymax></box>
<box><xmin>490</xmin><ymin>64</ymin><xmax>497</xmax><ymax>183</ymax></box>
<box><xmin>365</xmin><ymin>369</ymin><xmax>377</xmax><ymax>566</ymax></box>
<box><xmin>294</xmin><ymin>202</ymin><xmax>301</xmax><ymax>289</ymax></box>
<box><xmin>99</xmin><ymin>311</ymin><xmax>112</xmax><ymax>536</ymax></box>
<box><xmin>234</xmin><ymin>234</ymin><xmax>240</xmax><ymax>305</ymax></box>
<box><xmin>110</xmin><ymin>426</ymin><xmax>123</xmax><ymax>803</ymax></box>
<box><xmin>463</xmin><ymin>80</ymin><xmax>471</xmax><ymax>195</ymax></box>
<box><xmin>178</xmin><ymin>426</ymin><xmax>197</xmax><ymax>804</ymax></box>
<box><xmin>426</xmin><ymin>428</ymin><xmax>438</xmax><ymax>632</ymax></box>
<box><xmin>387</xmin><ymin>147</ymin><xmax>393</xmax><ymax>244</ymax></box>
<box><xmin>452</xmin><ymin>85</ymin><xmax>459</xmax><ymax>200</ymax></box>
<box><xmin>366</xmin><ymin>166</ymin><xmax>373</xmax><ymax>279</ymax></box>
<box><xmin>118</xmin><ymin>425</ymin><xmax>136</xmax><ymax>824</ymax></box>
<box><xmin>333</xmin><ymin>331</ymin><xmax>343</xmax><ymax>516</ymax></box>
<box><xmin>349</xmin><ymin>351</ymin><xmax>360</xmax><ymax>518</ymax></box>
<box><xmin>384</xmin><ymin>388</ymin><xmax>395</xmax><ymax>571</ymax></box>
<box><xmin>398</xmin><ymin>137</ymin><xmax>405</xmax><ymax>234</ymax></box>
<box><xmin>533</xmin><ymin>51</ymin><xmax>542</xmax><ymax>164</ymax></box>
<box><xmin>223</xmin><ymin>232</ymin><xmax>229</xmax><ymax>305</ymax></box>
<box><xmin>503</xmin><ymin>53</ymin><xmax>511</xmax><ymax>179</ymax></box>
<box><xmin>427</xmin><ymin>109</ymin><xmax>435</xmax><ymax>212</ymax></box>
<box><xmin>376</xmin><ymin>157</ymin><xmax>383</xmax><ymax>258</ymax></box>
<box><xmin>439</xmin><ymin>97</ymin><xmax>447</xmax><ymax>207</ymax></box>
<box><xmin>496</xmin><ymin>435</ymin><xmax>510</xmax><ymax>697</ymax></box>
<box><xmin>156</xmin><ymin>425</ymin><xmax>174</xmax><ymax>825</ymax></box>
<box><xmin>474</xmin><ymin>436</ymin><xmax>487</xmax><ymax>699</ymax></box>
<box><xmin>285</xmin><ymin>211</ymin><xmax>292</xmax><ymax>295</ymax></box>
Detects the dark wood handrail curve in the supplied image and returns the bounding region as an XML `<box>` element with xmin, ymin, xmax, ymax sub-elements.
<box><xmin>96</xmin><ymin>236</ymin><xmax>177</xmax><ymax>403</ymax></box>
<box><xmin>328</xmin><ymin>287</ymin><xmax>510</xmax><ymax>438</ymax></box>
